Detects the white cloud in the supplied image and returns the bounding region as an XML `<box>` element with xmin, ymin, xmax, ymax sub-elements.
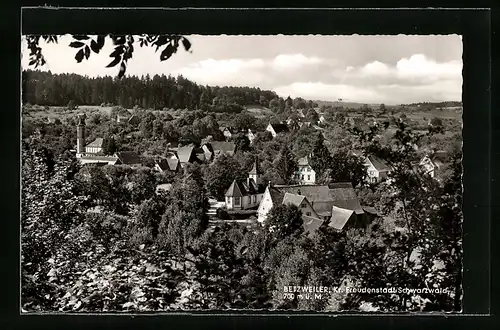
<box><xmin>272</xmin><ymin>54</ymin><xmax>323</xmax><ymax>69</ymax></box>
<box><xmin>395</xmin><ymin>54</ymin><xmax>462</xmax><ymax>80</ymax></box>
<box><xmin>361</xmin><ymin>61</ymin><xmax>390</xmax><ymax>75</ymax></box>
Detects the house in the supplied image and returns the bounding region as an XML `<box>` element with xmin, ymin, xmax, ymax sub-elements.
<box><xmin>78</xmin><ymin>155</ymin><xmax>119</xmax><ymax>166</ymax></box>
<box><xmin>155</xmin><ymin>156</ymin><xmax>180</xmax><ymax>172</ymax></box>
<box><xmin>365</xmin><ymin>155</ymin><xmax>392</xmax><ymax>183</ymax></box>
<box><xmin>117</xmin><ymin>114</ymin><xmax>130</xmax><ymax>123</ymax></box>
<box><xmin>419</xmin><ymin>151</ymin><xmax>448</xmax><ymax>178</ymax></box>
<box><xmin>85</xmin><ymin>137</ymin><xmax>106</xmax><ymax>154</ymax></box>
<box><xmin>114</xmin><ymin>151</ymin><xmax>142</xmax><ymax>167</ymax></box>
<box><xmin>246</xmin><ymin>129</ymin><xmax>256</xmax><ymax>143</ymax></box>
<box><xmin>225</xmin><ymin>160</ymin><xmax>265</xmax><ymax>210</ymax></box>
<box><xmin>176</xmin><ymin>146</ymin><xmax>197</xmax><ymax>168</ymax></box>
<box><xmin>257</xmin><ymin>182</ymin><xmax>369</xmax><ymax>234</ymax></box>
<box><xmin>220</xmin><ymin>126</ymin><xmax>239</xmax><ymax>140</ymax></box>
<box><xmin>202</xmin><ymin>141</ymin><xmax>236</xmax><ymax>161</ymax></box>
<box><xmin>258</xmin><ymin>182</ymin><xmax>364</xmax><ymax>222</ymax></box>
<box><xmin>156</xmin><ymin>183</ymin><xmax>173</xmax><ymax>194</ymax></box>
<box><xmin>293</xmin><ymin>155</ymin><xmax>316</xmax><ymax>185</ymax></box>
<box><xmin>266</xmin><ymin>123</ymin><xmax>290</xmax><ymax>138</ymax></box>
<box><xmin>319</xmin><ymin>115</ymin><xmax>327</xmax><ymax>124</ymax></box>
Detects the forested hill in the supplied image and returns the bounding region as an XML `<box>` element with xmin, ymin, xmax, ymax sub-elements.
<box><xmin>22</xmin><ymin>70</ymin><xmax>279</xmax><ymax>111</ymax></box>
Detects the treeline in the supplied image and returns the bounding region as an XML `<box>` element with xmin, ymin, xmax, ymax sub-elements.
<box><xmin>405</xmin><ymin>101</ymin><xmax>462</xmax><ymax>108</ymax></box>
<box><xmin>22</xmin><ymin>70</ymin><xmax>279</xmax><ymax>111</ymax></box>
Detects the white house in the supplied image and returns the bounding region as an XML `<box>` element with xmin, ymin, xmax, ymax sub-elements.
<box><xmin>246</xmin><ymin>129</ymin><xmax>256</xmax><ymax>143</ymax></box>
<box><xmin>365</xmin><ymin>155</ymin><xmax>392</xmax><ymax>183</ymax></box>
<box><xmin>85</xmin><ymin>137</ymin><xmax>106</xmax><ymax>154</ymax></box>
<box><xmin>293</xmin><ymin>155</ymin><xmax>316</xmax><ymax>185</ymax></box>
<box><xmin>225</xmin><ymin>160</ymin><xmax>266</xmax><ymax>210</ymax></box>
<box><xmin>266</xmin><ymin>123</ymin><xmax>290</xmax><ymax>138</ymax></box>
<box><xmin>419</xmin><ymin>151</ymin><xmax>447</xmax><ymax>178</ymax></box>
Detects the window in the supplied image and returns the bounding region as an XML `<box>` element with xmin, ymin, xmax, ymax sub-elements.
<box><xmin>252</xmin><ymin>195</ymin><xmax>256</xmax><ymax>203</ymax></box>
<box><xmin>301</xmin><ymin>203</ymin><xmax>306</xmax><ymax>208</ymax></box>
<box><xmin>301</xmin><ymin>175</ymin><xmax>304</xmax><ymax>180</ymax></box>
<box><xmin>307</xmin><ymin>175</ymin><xmax>311</xmax><ymax>181</ymax></box>
<box><xmin>234</xmin><ymin>197</ymin><xmax>241</xmax><ymax>205</ymax></box>
<box><xmin>306</xmin><ymin>212</ymin><xmax>311</xmax><ymax>216</ymax></box>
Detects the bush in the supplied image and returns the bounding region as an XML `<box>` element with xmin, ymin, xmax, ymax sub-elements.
<box><xmin>216</xmin><ymin>207</ymin><xmax>231</xmax><ymax>220</ymax></box>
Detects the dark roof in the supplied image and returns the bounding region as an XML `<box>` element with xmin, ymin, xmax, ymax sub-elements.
<box><xmin>367</xmin><ymin>155</ymin><xmax>391</xmax><ymax>172</ymax></box>
<box><xmin>269</xmin><ymin>123</ymin><xmax>290</xmax><ymax>134</ymax></box>
<box><xmin>273</xmin><ymin>183</ymin><xmax>364</xmax><ymax>215</ymax></box>
<box><xmin>156</xmin><ymin>158</ymin><xmax>178</xmax><ymax>171</ymax></box>
<box><xmin>86</xmin><ymin>138</ymin><xmax>105</xmax><ymax>148</ymax></box>
<box><xmin>302</xmin><ymin>216</ymin><xmax>324</xmax><ymax>236</ymax></box>
<box><xmin>115</xmin><ymin>151</ymin><xmax>142</xmax><ymax>165</ymax></box>
<box><xmin>210</xmin><ymin>141</ymin><xmax>236</xmax><ymax>155</ymax></box>
<box><xmin>269</xmin><ymin>187</ymin><xmax>285</xmax><ymax>204</ymax></box>
<box><xmin>329</xmin><ymin>206</ymin><xmax>355</xmax><ymax>231</ymax></box>
<box><xmin>225</xmin><ymin>178</ymin><xmax>266</xmax><ymax>197</ymax></box>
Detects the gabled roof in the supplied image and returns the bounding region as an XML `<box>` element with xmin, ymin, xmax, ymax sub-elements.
<box><xmin>177</xmin><ymin>146</ymin><xmax>195</xmax><ymax>163</ymax></box>
<box><xmin>367</xmin><ymin>155</ymin><xmax>391</xmax><ymax>172</ymax></box>
<box><xmin>225</xmin><ymin>178</ymin><xmax>266</xmax><ymax>197</ymax></box>
<box><xmin>114</xmin><ymin>151</ymin><xmax>142</xmax><ymax>165</ymax></box>
<box><xmin>268</xmin><ymin>187</ymin><xmax>285</xmax><ymax>205</ymax></box>
<box><xmin>302</xmin><ymin>216</ymin><xmax>324</xmax><ymax>236</ymax></box>
<box><xmin>156</xmin><ymin>158</ymin><xmax>179</xmax><ymax>171</ymax></box>
<box><xmin>210</xmin><ymin>141</ymin><xmax>236</xmax><ymax>155</ymax></box>
<box><xmin>268</xmin><ymin>123</ymin><xmax>290</xmax><ymax>134</ymax></box>
<box><xmin>297</xmin><ymin>156</ymin><xmax>311</xmax><ymax>166</ymax></box>
<box><xmin>273</xmin><ymin>184</ymin><xmax>331</xmax><ymax>203</ymax></box>
<box><xmin>282</xmin><ymin>193</ymin><xmax>306</xmax><ymax>207</ymax></box>
<box><xmin>328</xmin><ymin>206</ymin><xmax>355</xmax><ymax>231</ymax></box>
<box><xmin>273</xmin><ymin>183</ymin><xmax>364</xmax><ymax>215</ymax></box>
<box><xmin>86</xmin><ymin>138</ymin><xmax>105</xmax><ymax>148</ymax></box>
<box><xmin>225</xmin><ymin>180</ymin><xmax>244</xmax><ymax>197</ymax></box>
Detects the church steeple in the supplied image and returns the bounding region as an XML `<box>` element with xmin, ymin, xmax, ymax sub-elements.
<box><xmin>248</xmin><ymin>157</ymin><xmax>261</xmax><ymax>185</ymax></box>
<box><xmin>76</xmin><ymin>113</ymin><xmax>86</xmax><ymax>157</ymax></box>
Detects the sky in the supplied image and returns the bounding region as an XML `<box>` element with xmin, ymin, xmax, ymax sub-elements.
<box><xmin>21</xmin><ymin>34</ymin><xmax>463</xmax><ymax>105</ymax></box>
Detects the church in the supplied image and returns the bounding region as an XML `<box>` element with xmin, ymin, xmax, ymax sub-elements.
<box><xmin>224</xmin><ymin>160</ymin><xmax>266</xmax><ymax>210</ymax></box>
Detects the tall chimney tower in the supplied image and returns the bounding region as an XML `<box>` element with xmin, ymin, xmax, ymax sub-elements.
<box><xmin>76</xmin><ymin>113</ymin><xmax>86</xmax><ymax>157</ymax></box>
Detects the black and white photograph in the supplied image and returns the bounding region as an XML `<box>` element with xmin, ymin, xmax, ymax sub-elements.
<box><xmin>21</xmin><ymin>32</ymin><xmax>463</xmax><ymax>313</ymax></box>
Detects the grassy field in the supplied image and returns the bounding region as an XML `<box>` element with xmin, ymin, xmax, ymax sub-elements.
<box><xmin>244</xmin><ymin>105</ymin><xmax>274</xmax><ymax>118</ymax></box>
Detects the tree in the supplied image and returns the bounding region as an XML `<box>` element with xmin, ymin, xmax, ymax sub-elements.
<box><xmin>321</xmin><ymin>150</ymin><xmax>367</xmax><ymax>187</ymax></box>
<box><xmin>305</xmin><ymin>108</ymin><xmax>320</xmax><ymax>124</ymax></box>
<box><xmin>273</xmin><ymin>145</ymin><xmax>297</xmax><ymax>185</ymax></box>
<box><xmin>429</xmin><ymin>117</ymin><xmax>445</xmax><ymax>134</ymax></box>
<box><xmin>265</xmin><ymin>204</ymin><xmax>304</xmax><ymax>240</ymax></box>
<box><xmin>232</xmin><ymin>112</ymin><xmax>256</xmax><ymax>131</ymax></box>
<box><xmin>234</xmin><ymin>134</ymin><xmax>251</xmax><ymax>153</ymax></box>
<box><xmin>204</xmin><ymin>153</ymin><xmax>244</xmax><ymax>200</ymax></box>
<box><xmin>129</xmin><ymin>168</ymin><xmax>157</xmax><ymax>205</ymax></box>
<box><xmin>309</xmin><ymin>133</ymin><xmax>332</xmax><ymax>179</ymax></box>
<box><xmin>140</xmin><ymin>112</ymin><xmax>155</xmax><ymax>139</ymax></box>
<box><xmin>25</xmin><ymin>34</ymin><xmax>192</xmax><ymax>78</ymax></box>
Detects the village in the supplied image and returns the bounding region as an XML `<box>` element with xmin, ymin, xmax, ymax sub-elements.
<box><xmin>69</xmin><ymin>104</ymin><xmax>452</xmax><ymax>236</ymax></box>
<box><xmin>20</xmin><ymin>33</ymin><xmax>463</xmax><ymax>313</ymax></box>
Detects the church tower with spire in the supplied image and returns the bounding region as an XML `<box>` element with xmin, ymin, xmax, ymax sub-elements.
<box><xmin>248</xmin><ymin>157</ymin><xmax>262</xmax><ymax>185</ymax></box>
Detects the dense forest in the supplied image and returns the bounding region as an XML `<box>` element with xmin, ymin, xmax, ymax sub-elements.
<box><xmin>22</xmin><ymin>70</ymin><xmax>280</xmax><ymax>111</ymax></box>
